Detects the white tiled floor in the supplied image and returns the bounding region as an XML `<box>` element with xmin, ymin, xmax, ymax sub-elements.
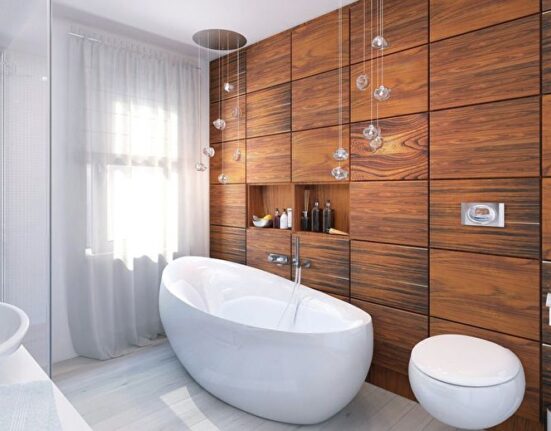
<box><xmin>53</xmin><ymin>342</ymin><xmax>462</xmax><ymax>431</ymax></box>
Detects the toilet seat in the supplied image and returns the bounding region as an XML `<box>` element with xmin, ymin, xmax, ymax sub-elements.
<box><xmin>408</xmin><ymin>334</ymin><xmax>525</xmax><ymax>430</ymax></box>
<box><xmin>410</xmin><ymin>334</ymin><xmax>521</xmax><ymax>387</ymax></box>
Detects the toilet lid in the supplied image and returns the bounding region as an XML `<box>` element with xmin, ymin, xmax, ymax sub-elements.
<box><xmin>410</xmin><ymin>334</ymin><xmax>521</xmax><ymax>387</ymax></box>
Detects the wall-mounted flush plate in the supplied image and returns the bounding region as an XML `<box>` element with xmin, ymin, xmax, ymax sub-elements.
<box><xmin>461</xmin><ymin>203</ymin><xmax>505</xmax><ymax>228</ymax></box>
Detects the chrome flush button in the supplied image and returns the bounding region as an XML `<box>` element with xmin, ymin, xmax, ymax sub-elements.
<box><xmin>461</xmin><ymin>203</ymin><xmax>505</xmax><ymax>228</ymax></box>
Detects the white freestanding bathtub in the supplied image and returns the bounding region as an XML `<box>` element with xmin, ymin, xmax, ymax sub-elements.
<box><xmin>159</xmin><ymin>257</ymin><xmax>373</xmax><ymax>424</ymax></box>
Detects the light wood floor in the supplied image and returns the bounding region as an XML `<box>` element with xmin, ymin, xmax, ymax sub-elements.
<box><xmin>53</xmin><ymin>342</ymin><xmax>462</xmax><ymax>431</ymax></box>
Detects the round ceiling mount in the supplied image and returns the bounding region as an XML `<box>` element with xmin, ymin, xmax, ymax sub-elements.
<box><xmin>192</xmin><ymin>29</ymin><xmax>247</xmax><ymax>51</ymax></box>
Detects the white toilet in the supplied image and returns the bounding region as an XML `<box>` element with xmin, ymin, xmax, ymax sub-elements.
<box><xmin>409</xmin><ymin>334</ymin><xmax>525</xmax><ymax>430</ymax></box>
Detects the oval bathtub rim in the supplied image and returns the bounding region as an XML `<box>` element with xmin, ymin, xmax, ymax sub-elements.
<box><xmin>160</xmin><ymin>256</ymin><xmax>373</xmax><ymax>337</ymax></box>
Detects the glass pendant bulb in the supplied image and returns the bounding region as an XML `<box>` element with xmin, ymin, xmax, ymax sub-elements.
<box><xmin>362</xmin><ymin>124</ymin><xmax>380</xmax><ymax>140</ymax></box>
<box><xmin>233</xmin><ymin>147</ymin><xmax>241</xmax><ymax>161</ymax></box>
<box><xmin>331</xmin><ymin>166</ymin><xmax>349</xmax><ymax>181</ymax></box>
<box><xmin>218</xmin><ymin>173</ymin><xmax>229</xmax><ymax>184</ymax></box>
<box><xmin>372</xmin><ymin>35</ymin><xmax>389</xmax><ymax>50</ymax></box>
<box><xmin>213</xmin><ymin>118</ymin><xmax>226</xmax><ymax>130</ymax></box>
<box><xmin>373</xmin><ymin>85</ymin><xmax>391</xmax><ymax>101</ymax></box>
<box><xmin>355</xmin><ymin>73</ymin><xmax>370</xmax><ymax>91</ymax></box>
<box><xmin>195</xmin><ymin>162</ymin><xmax>207</xmax><ymax>172</ymax></box>
<box><xmin>333</xmin><ymin>147</ymin><xmax>349</xmax><ymax>161</ymax></box>
<box><xmin>203</xmin><ymin>146</ymin><xmax>215</xmax><ymax>158</ymax></box>
<box><xmin>369</xmin><ymin>136</ymin><xmax>384</xmax><ymax>152</ymax></box>
<box><xmin>231</xmin><ymin>106</ymin><xmax>241</xmax><ymax>119</ymax></box>
<box><xmin>224</xmin><ymin>82</ymin><xmax>234</xmax><ymax>93</ymax></box>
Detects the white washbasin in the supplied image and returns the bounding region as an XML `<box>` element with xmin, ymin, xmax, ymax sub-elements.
<box><xmin>0</xmin><ymin>302</ymin><xmax>29</xmax><ymax>357</ymax></box>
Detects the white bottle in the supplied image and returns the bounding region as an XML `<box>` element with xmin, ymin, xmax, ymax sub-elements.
<box><xmin>280</xmin><ymin>210</ymin><xmax>288</xmax><ymax>230</ymax></box>
<box><xmin>287</xmin><ymin>208</ymin><xmax>293</xmax><ymax>229</ymax></box>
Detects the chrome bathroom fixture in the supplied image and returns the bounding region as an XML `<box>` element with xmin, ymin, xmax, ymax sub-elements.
<box><xmin>461</xmin><ymin>203</ymin><xmax>505</xmax><ymax>228</ymax></box>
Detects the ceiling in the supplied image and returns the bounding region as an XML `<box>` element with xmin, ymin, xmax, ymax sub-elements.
<box><xmin>53</xmin><ymin>0</ymin><xmax>357</xmax><ymax>57</ymax></box>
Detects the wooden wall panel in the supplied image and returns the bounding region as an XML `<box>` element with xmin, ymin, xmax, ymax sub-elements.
<box><xmin>430</xmin><ymin>98</ymin><xmax>540</xmax><ymax>179</ymax></box>
<box><xmin>292</xmin><ymin>9</ymin><xmax>349</xmax><ymax>80</ymax></box>
<box><xmin>247</xmin><ymin>229</ymin><xmax>292</xmax><ymax>279</ymax></box>
<box><xmin>544</xmin><ymin>95</ymin><xmax>551</xmax><ymax>175</ymax></box>
<box><xmin>351</xmin><ymin>241</ymin><xmax>428</xmax><ymax>314</ymax></box>
<box><xmin>350</xmin><ymin>113</ymin><xmax>428</xmax><ymax>181</ymax></box>
<box><xmin>430</xmin><ymin>0</ymin><xmax>540</xmax><ymax>42</ymax></box>
<box><xmin>351</xmin><ymin>46</ymin><xmax>428</xmax><ymax>122</ymax></box>
<box><xmin>430</xmin><ymin>179</ymin><xmax>540</xmax><ymax>259</ymax></box>
<box><xmin>209</xmin><ymin>141</ymin><xmax>246</xmax><ymax>184</ymax></box>
<box><xmin>292</xmin><ymin>67</ymin><xmax>349</xmax><ymax>131</ymax></box>
<box><xmin>430</xmin><ymin>16</ymin><xmax>540</xmax><ymax>110</ymax></box>
<box><xmin>545</xmin><ymin>0</ymin><xmax>551</xmax><ymax>12</ymax></box>
<box><xmin>430</xmin><ymin>249</ymin><xmax>540</xmax><ymax>340</ymax></box>
<box><xmin>543</xmin><ymin>262</ymin><xmax>551</xmax><ymax>345</ymax></box>
<box><xmin>210</xmin><ymin>226</ymin><xmax>246</xmax><ymax>264</ymax></box>
<box><xmin>293</xmin><ymin>232</ymin><xmax>350</xmax><ymax>296</ymax></box>
<box><xmin>246</xmin><ymin>83</ymin><xmax>291</xmax><ymax>138</ymax></box>
<box><xmin>543</xmin><ymin>179</ymin><xmax>551</xmax><ymax>259</ymax></box>
<box><xmin>350</xmin><ymin>0</ymin><xmax>428</xmax><ymax>64</ymax></box>
<box><xmin>352</xmin><ymin>300</ymin><xmax>428</xmax><ymax>376</ymax></box>
<box><xmin>247</xmin><ymin>31</ymin><xmax>291</xmax><ymax>93</ymax></box>
<box><xmin>350</xmin><ymin>181</ymin><xmax>428</xmax><ymax>247</ymax></box>
<box><xmin>246</xmin><ymin>134</ymin><xmax>291</xmax><ymax>184</ymax></box>
<box><xmin>209</xmin><ymin>50</ymin><xmax>247</xmax><ymax>103</ymax></box>
<box><xmin>292</xmin><ymin>126</ymin><xmax>350</xmax><ymax>183</ymax></box>
<box><xmin>543</xmin><ymin>12</ymin><xmax>551</xmax><ymax>94</ymax></box>
<box><xmin>430</xmin><ymin>318</ymin><xmax>540</xmax><ymax>423</ymax></box>
<box><xmin>209</xmin><ymin>96</ymin><xmax>246</xmax><ymax>144</ymax></box>
<box><xmin>210</xmin><ymin>184</ymin><xmax>246</xmax><ymax>228</ymax></box>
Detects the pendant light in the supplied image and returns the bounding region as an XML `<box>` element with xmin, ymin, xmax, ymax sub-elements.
<box><xmin>194</xmin><ymin>35</ymin><xmax>208</xmax><ymax>172</ymax></box>
<box><xmin>331</xmin><ymin>1</ymin><xmax>349</xmax><ymax>180</ymax></box>
<box><xmin>232</xmin><ymin>35</ymin><xmax>242</xmax><ymax>162</ymax></box>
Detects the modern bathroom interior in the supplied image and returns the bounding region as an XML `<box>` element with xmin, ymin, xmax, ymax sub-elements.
<box><xmin>0</xmin><ymin>0</ymin><xmax>549</xmax><ymax>430</ymax></box>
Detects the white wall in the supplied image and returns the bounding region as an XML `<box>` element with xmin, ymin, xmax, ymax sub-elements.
<box><xmin>51</xmin><ymin>12</ymin><xmax>210</xmax><ymax>363</ymax></box>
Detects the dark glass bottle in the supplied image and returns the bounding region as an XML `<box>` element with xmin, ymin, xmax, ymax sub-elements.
<box><xmin>311</xmin><ymin>201</ymin><xmax>320</xmax><ymax>232</ymax></box>
<box><xmin>301</xmin><ymin>210</ymin><xmax>309</xmax><ymax>231</ymax></box>
<box><xmin>274</xmin><ymin>208</ymin><xmax>280</xmax><ymax>229</ymax></box>
<box><xmin>322</xmin><ymin>200</ymin><xmax>333</xmax><ymax>233</ymax></box>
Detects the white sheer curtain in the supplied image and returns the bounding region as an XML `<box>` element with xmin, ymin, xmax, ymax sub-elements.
<box><xmin>59</xmin><ymin>29</ymin><xmax>208</xmax><ymax>360</ymax></box>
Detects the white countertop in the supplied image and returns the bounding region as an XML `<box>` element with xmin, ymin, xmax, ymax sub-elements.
<box><xmin>0</xmin><ymin>346</ymin><xmax>91</xmax><ymax>431</ymax></box>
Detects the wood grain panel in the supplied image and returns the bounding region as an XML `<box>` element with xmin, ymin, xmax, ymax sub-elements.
<box><xmin>210</xmin><ymin>50</ymin><xmax>246</xmax><ymax>103</ymax></box>
<box><xmin>247</xmin><ymin>228</ymin><xmax>291</xmax><ymax>279</ymax></box>
<box><xmin>293</xmin><ymin>232</ymin><xmax>350</xmax><ymax>296</ymax></box>
<box><xmin>210</xmin><ymin>225</ymin><xmax>246</xmax><ymax>264</ymax></box>
<box><xmin>292</xmin><ymin>8</ymin><xmax>349</xmax><ymax>80</ymax></box>
<box><xmin>247</xmin><ymin>31</ymin><xmax>290</xmax><ymax>93</ymax></box>
<box><xmin>292</xmin><ymin>67</ymin><xmax>349</xmax><ymax>131</ymax></box>
<box><xmin>430</xmin><ymin>0</ymin><xmax>540</xmax><ymax>42</ymax></box>
<box><xmin>351</xmin><ymin>46</ymin><xmax>428</xmax><ymax>123</ymax></box>
<box><xmin>546</xmin><ymin>0</ymin><xmax>551</xmax><ymax>12</ymax></box>
<box><xmin>292</xmin><ymin>126</ymin><xmax>350</xmax><ymax>183</ymax></box>
<box><xmin>430</xmin><ymin>249</ymin><xmax>540</xmax><ymax>340</ymax></box>
<box><xmin>210</xmin><ymin>184</ymin><xmax>246</xmax><ymax>228</ymax></box>
<box><xmin>543</xmin><ymin>95</ymin><xmax>551</xmax><ymax>175</ymax></box>
<box><xmin>430</xmin><ymin>318</ymin><xmax>540</xmax><ymax>423</ymax></box>
<box><xmin>543</xmin><ymin>262</ymin><xmax>551</xmax><ymax>345</ymax></box>
<box><xmin>209</xmin><ymin>141</ymin><xmax>246</xmax><ymax>184</ymax></box>
<box><xmin>430</xmin><ymin>179</ymin><xmax>540</xmax><ymax>259</ymax></box>
<box><xmin>246</xmin><ymin>83</ymin><xmax>291</xmax><ymax>138</ymax></box>
<box><xmin>350</xmin><ymin>0</ymin><xmax>428</xmax><ymax>63</ymax></box>
<box><xmin>368</xmin><ymin>364</ymin><xmax>415</xmax><ymax>401</ymax></box>
<box><xmin>246</xmin><ymin>134</ymin><xmax>291</xmax><ymax>184</ymax></box>
<box><xmin>543</xmin><ymin>179</ymin><xmax>551</xmax><ymax>259</ymax></box>
<box><xmin>352</xmin><ymin>300</ymin><xmax>428</xmax><ymax>375</ymax></box>
<box><xmin>209</xmin><ymin>96</ymin><xmax>246</xmax><ymax>144</ymax></box>
<box><xmin>543</xmin><ymin>12</ymin><xmax>551</xmax><ymax>94</ymax></box>
<box><xmin>350</xmin><ymin>181</ymin><xmax>428</xmax><ymax>247</ymax></box>
<box><xmin>351</xmin><ymin>113</ymin><xmax>428</xmax><ymax>181</ymax></box>
<box><xmin>430</xmin><ymin>16</ymin><xmax>540</xmax><ymax>110</ymax></box>
<box><xmin>431</xmin><ymin>98</ymin><xmax>540</xmax><ymax>179</ymax></box>
<box><xmin>351</xmin><ymin>241</ymin><xmax>428</xmax><ymax>314</ymax></box>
